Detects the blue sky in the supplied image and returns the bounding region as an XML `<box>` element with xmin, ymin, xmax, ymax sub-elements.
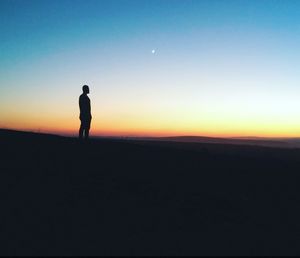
<box><xmin>1</xmin><ymin>0</ymin><xmax>300</xmax><ymax>136</ymax></box>
<box><xmin>2</xmin><ymin>0</ymin><xmax>299</xmax><ymax>70</ymax></box>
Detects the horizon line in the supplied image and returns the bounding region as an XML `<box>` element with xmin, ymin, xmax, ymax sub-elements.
<box><xmin>2</xmin><ymin>127</ymin><xmax>300</xmax><ymax>140</ymax></box>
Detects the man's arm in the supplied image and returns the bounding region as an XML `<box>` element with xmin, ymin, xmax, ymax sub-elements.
<box><xmin>79</xmin><ymin>96</ymin><xmax>83</xmax><ymax>112</ymax></box>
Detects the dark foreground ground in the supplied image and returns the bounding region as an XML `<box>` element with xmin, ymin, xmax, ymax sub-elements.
<box><xmin>1</xmin><ymin>129</ymin><xmax>300</xmax><ymax>255</ymax></box>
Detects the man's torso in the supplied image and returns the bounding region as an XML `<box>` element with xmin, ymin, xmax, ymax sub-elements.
<box><xmin>79</xmin><ymin>94</ymin><xmax>91</xmax><ymax>119</ymax></box>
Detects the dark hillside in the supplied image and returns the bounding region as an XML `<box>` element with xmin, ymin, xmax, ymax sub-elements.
<box><xmin>1</xmin><ymin>129</ymin><xmax>300</xmax><ymax>255</ymax></box>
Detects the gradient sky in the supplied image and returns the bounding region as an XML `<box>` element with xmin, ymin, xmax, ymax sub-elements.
<box><xmin>1</xmin><ymin>0</ymin><xmax>300</xmax><ymax>137</ymax></box>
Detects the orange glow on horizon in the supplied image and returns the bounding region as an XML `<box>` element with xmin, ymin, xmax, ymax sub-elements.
<box><xmin>3</xmin><ymin>123</ymin><xmax>300</xmax><ymax>138</ymax></box>
<box><xmin>2</xmin><ymin>104</ymin><xmax>300</xmax><ymax>138</ymax></box>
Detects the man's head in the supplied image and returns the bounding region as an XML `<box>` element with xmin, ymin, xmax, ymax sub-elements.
<box><xmin>82</xmin><ymin>85</ymin><xmax>90</xmax><ymax>94</ymax></box>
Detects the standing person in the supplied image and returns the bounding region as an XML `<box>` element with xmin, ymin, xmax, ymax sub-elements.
<box><xmin>79</xmin><ymin>85</ymin><xmax>92</xmax><ymax>140</ymax></box>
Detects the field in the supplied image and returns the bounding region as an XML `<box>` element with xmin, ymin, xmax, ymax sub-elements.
<box><xmin>1</xmin><ymin>129</ymin><xmax>300</xmax><ymax>255</ymax></box>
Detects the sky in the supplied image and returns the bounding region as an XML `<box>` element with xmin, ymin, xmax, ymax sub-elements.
<box><xmin>1</xmin><ymin>0</ymin><xmax>300</xmax><ymax>137</ymax></box>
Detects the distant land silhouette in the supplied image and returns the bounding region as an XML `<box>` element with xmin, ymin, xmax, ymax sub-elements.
<box><xmin>102</xmin><ymin>135</ymin><xmax>300</xmax><ymax>148</ymax></box>
<box><xmin>2</xmin><ymin>128</ymin><xmax>300</xmax><ymax>255</ymax></box>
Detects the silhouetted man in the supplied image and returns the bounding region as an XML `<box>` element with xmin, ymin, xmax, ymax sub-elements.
<box><xmin>79</xmin><ymin>85</ymin><xmax>92</xmax><ymax>140</ymax></box>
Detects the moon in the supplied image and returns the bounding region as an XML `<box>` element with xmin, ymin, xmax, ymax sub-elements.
<box><xmin>152</xmin><ymin>49</ymin><xmax>156</xmax><ymax>54</ymax></box>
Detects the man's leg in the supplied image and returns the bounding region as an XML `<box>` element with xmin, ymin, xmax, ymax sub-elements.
<box><xmin>85</xmin><ymin>128</ymin><xmax>89</xmax><ymax>140</ymax></box>
<box><xmin>84</xmin><ymin>119</ymin><xmax>91</xmax><ymax>140</ymax></box>
<box><xmin>79</xmin><ymin>122</ymin><xmax>84</xmax><ymax>139</ymax></box>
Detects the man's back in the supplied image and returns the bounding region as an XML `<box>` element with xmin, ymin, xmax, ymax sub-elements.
<box><xmin>79</xmin><ymin>93</ymin><xmax>91</xmax><ymax>117</ymax></box>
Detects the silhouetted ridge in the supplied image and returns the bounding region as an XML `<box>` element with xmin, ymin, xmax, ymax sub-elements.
<box><xmin>0</xmin><ymin>129</ymin><xmax>62</xmax><ymax>138</ymax></box>
<box><xmin>130</xmin><ymin>135</ymin><xmax>294</xmax><ymax>148</ymax></box>
<box><xmin>1</xmin><ymin>128</ymin><xmax>300</xmax><ymax>255</ymax></box>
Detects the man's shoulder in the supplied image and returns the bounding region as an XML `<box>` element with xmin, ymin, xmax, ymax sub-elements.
<box><xmin>79</xmin><ymin>94</ymin><xmax>90</xmax><ymax>105</ymax></box>
<box><xmin>79</xmin><ymin>94</ymin><xmax>87</xmax><ymax>100</ymax></box>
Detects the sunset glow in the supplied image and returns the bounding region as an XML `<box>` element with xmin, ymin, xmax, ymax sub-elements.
<box><xmin>2</xmin><ymin>0</ymin><xmax>300</xmax><ymax>137</ymax></box>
